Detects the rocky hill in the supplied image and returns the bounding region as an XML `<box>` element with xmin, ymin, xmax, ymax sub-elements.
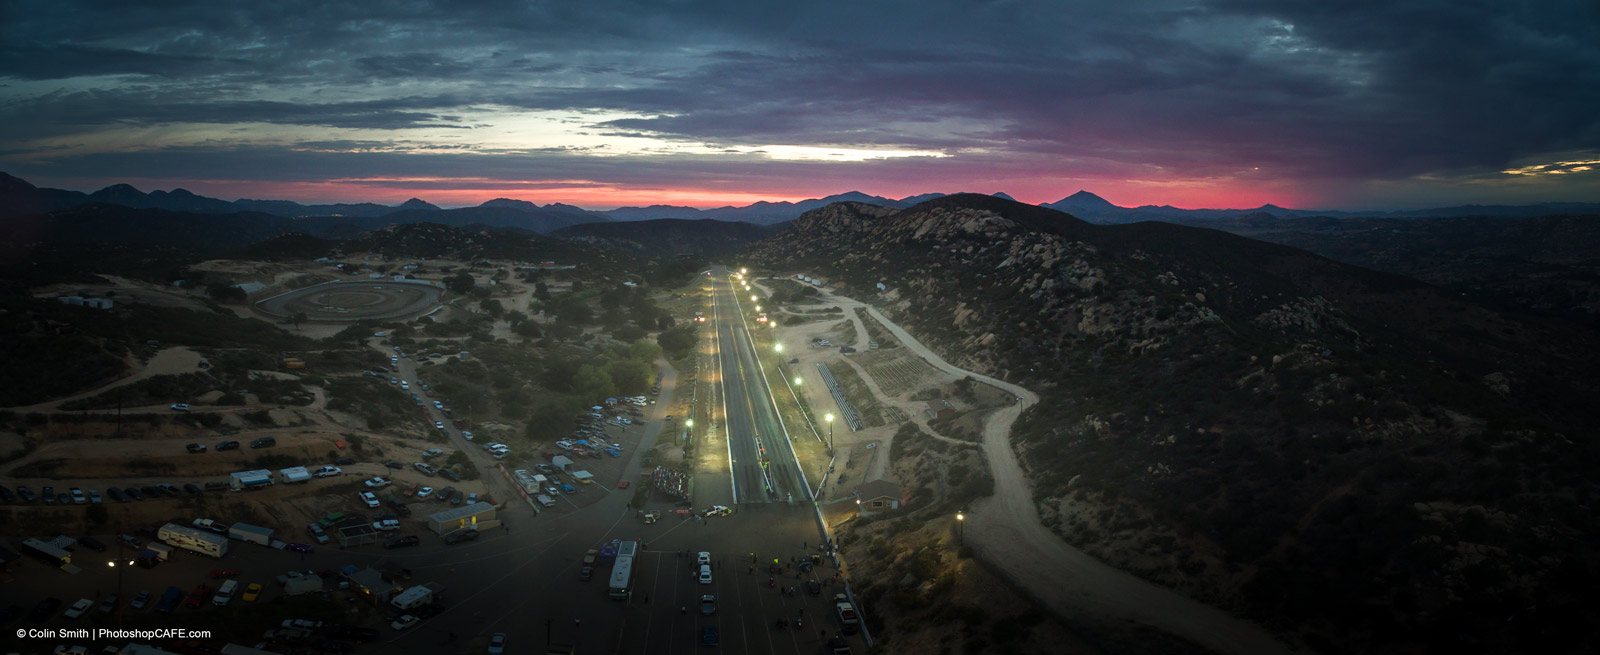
<box><xmin>744</xmin><ymin>194</ymin><xmax>1600</xmax><ymax>653</ymax></box>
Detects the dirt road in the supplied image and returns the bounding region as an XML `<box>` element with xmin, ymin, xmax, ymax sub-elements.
<box><xmin>820</xmin><ymin>291</ymin><xmax>1297</xmax><ymax>655</ymax></box>
<box><xmin>7</xmin><ymin>346</ymin><xmax>204</xmax><ymax>412</ymax></box>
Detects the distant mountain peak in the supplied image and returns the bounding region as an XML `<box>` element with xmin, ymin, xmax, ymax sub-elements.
<box><xmin>397</xmin><ymin>198</ymin><xmax>440</xmax><ymax>211</ymax></box>
<box><xmin>1061</xmin><ymin>190</ymin><xmax>1114</xmax><ymax>206</ymax></box>
<box><xmin>992</xmin><ymin>192</ymin><xmax>1016</xmax><ymax>201</ymax></box>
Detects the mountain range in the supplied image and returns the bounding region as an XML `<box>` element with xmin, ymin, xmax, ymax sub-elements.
<box><xmin>10</xmin><ymin>171</ymin><xmax>1594</xmax><ymax>227</ymax></box>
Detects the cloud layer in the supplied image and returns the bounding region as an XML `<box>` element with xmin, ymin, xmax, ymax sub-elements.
<box><xmin>2</xmin><ymin>0</ymin><xmax>1597</xmax><ymax>208</ymax></box>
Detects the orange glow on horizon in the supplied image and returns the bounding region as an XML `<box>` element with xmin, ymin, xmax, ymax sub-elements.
<box><xmin>46</xmin><ymin>176</ymin><xmax>1307</xmax><ymax>212</ymax></box>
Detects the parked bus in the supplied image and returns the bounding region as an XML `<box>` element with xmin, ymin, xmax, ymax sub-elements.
<box><xmin>608</xmin><ymin>556</ymin><xmax>634</xmax><ymax>600</ymax></box>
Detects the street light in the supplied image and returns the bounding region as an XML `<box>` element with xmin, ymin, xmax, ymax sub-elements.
<box><xmin>794</xmin><ymin>376</ymin><xmax>803</xmax><ymax>386</ymax></box>
<box><xmin>956</xmin><ymin>509</ymin><xmax>966</xmax><ymax>546</ymax></box>
<box><xmin>825</xmin><ymin>413</ymin><xmax>834</xmax><ymax>453</ymax></box>
<box><xmin>751</xmin><ymin>295</ymin><xmax>757</xmax><ymax>302</ymax></box>
<box><xmin>741</xmin><ymin>268</ymin><xmax>747</xmax><ymax>274</ymax></box>
<box><xmin>774</xmin><ymin>344</ymin><xmax>783</xmax><ymax>353</ymax></box>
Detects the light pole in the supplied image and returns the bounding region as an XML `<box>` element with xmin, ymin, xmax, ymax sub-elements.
<box><xmin>825</xmin><ymin>413</ymin><xmax>834</xmax><ymax>454</ymax></box>
<box><xmin>956</xmin><ymin>509</ymin><xmax>966</xmax><ymax>546</ymax></box>
<box><xmin>686</xmin><ymin>418</ymin><xmax>694</xmax><ymax>444</ymax></box>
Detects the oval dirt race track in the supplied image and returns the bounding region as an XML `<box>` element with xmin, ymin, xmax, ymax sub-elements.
<box><xmin>255</xmin><ymin>280</ymin><xmax>444</xmax><ymax>322</ymax></box>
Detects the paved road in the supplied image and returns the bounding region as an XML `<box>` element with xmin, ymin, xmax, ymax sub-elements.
<box><xmin>709</xmin><ymin>268</ymin><xmax>810</xmax><ymax>506</ymax></box>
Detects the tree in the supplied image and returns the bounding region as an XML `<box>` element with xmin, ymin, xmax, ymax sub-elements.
<box><xmin>446</xmin><ymin>271</ymin><xmax>475</xmax><ymax>294</ymax></box>
<box><xmin>525</xmin><ymin>401</ymin><xmax>578</xmax><ymax>441</ymax></box>
<box><xmin>291</xmin><ymin>311</ymin><xmax>308</xmax><ymax>331</ymax></box>
<box><xmin>513</xmin><ymin>320</ymin><xmax>542</xmax><ymax>338</ymax></box>
<box><xmin>481</xmin><ymin>299</ymin><xmax>503</xmax><ymax>317</ymax></box>
<box><xmin>573</xmin><ymin>365</ymin><xmax>615</xmax><ymax>401</ymax></box>
<box><xmin>657</xmin><ymin>325</ymin><xmax>695</xmax><ymax>357</ymax></box>
<box><xmin>206</xmin><ymin>284</ymin><xmax>246</xmax><ymax>303</ymax></box>
<box><xmin>605</xmin><ymin>358</ymin><xmax>652</xmax><ymax>395</ymax></box>
<box><xmin>628</xmin><ymin>339</ymin><xmax>663</xmax><ymax>364</ymax></box>
<box><xmin>534</xmin><ymin>281</ymin><xmax>551</xmax><ymax>301</ymax></box>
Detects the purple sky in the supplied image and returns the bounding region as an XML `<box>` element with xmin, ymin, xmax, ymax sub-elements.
<box><xmin>1</xmin><ymin>0</ymin><xmax>1597</xmax><ymax>210</ymax></box>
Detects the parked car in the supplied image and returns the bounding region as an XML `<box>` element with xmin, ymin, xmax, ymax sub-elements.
<box><xmin>241</xmin><ymin>584</ymin><xmax>262</xmax><ymax>603</ymax></box>
<box><xmin>69</xmin><ymin>488</ymin><xmax>87</xmax><ymax>503</ymax></box>
<box><xmin>383</xmin><ymin>535</ymin><xmax>420</xmax><ymax>549</ymax></box>
<box><xmin>700</xmin><ymin>594</ymin><xmax>716</xmax><ymax>615</ymax></box>
<box><xmin>422</xmin><ymin>448</ymin><xmax>445</xmax><ymax>457</ymax></box>
<box><xmin>183</xmin><ymin>483</ymin><xmax>203</xmax><ymax>496</ymax></box>
<box><xmin>78</xmin><ymin>536</ymin><xmax>106</xmax><ymax>552</ymax></box>
<box><xmin>443</xmin><ymin>529</ymin><xmax>479</xmax><ymax>545</ymax></box>
<box><xmin>183</xmin><ymin>585</ymin><xmax>210</xmax><ymax>609</ymax></box>
<box><xmin>29</xmin><ymin>597</ymin><xmax>62</xmax><ymax>622</ymax></box>
<box><xmin>106</xmin><ymin>487</ymin><xmax>126</xmax><ymax>502</ymax></box>
<box><xmin>285</xmin><ymin>543</ymin><xmax>313</xmax><ymax>553</ymax></box>
<box><xmin>384</xmin><ymin>460</ymin><xmax>404</xmax><ymax>469</ymax></box>
<box><xmin>210</xmin><ymin>568</ymin><xmax>239</xmax><ymax>579</ymax></box>
<box><xmin>15</xmin><ymin>485</ymin><xmax>36</xmax><ymax>502</ymax></box>
<box><xmin>42</xmin><ymin>485</ymin><xmax>54</xmax><ymax>504</ymax></box>
<box><xmin>371</xmin><ymin>520</ymin><xmax>401</xmax><ymax>531</ymax></box>
<box><xmin>63</xmin><ymin>598</ymin><xmax>94</xmax><ymax>619</ymax></box>
<box><xmin>307</xmin><ymin>523</ymin><xmax>330</xmax><ymax>544</ymax></box>
<box><xmin>438</xmin><ymin>468</ymin><xmax>461</xmax><ymax>482</ymax></box>
<box><xmin>434</xmin><ymin>486</ymin><xmax>454</xmax><ymax>501</ymax></box>
<box><xmin>413</xmin><ymin>463</ymin><xmax>436</xmax><ymax>476</ymax></box>
<box><xmin>170</xmin><ymin>403</ymin><xmax>190</xmax><ymax>412</ymax></box>
<box><xmin>129</xmin><ymin>589</ymin><xmax>152</xmax><ymax>610</ymax></box>
<box><xmin>186</xmin><ymin>443</ymin><xmax>207</xmax><ymax>453</ymax></box>
<box><xmin>87</xmin><ymin>489</ymin><xmax>102</xmax><ymax>503</ymax></box>
<box><xmin>364</xmin><ymin>477</ymin><xmax>391</xmax><ymax>488</ymax></box>
<box><xmin>315</xmin><ymin>466</ymin><xmax>342</xmax><ymax>478</ymax></box>
<box><xmin>250</xmin><ymin>437</ymin><xmax>276</xmax><ymax>448</ymax></box>
<box><xmin>359</xmin><ymin>492</ymin><xmax>380</xmax><ymax>508</ymax></box>
<box><xmin>416</xmin><ymin>486</ymin><xmax>434</xmax><ymax>499</ymax></box>
<box><xmin>216</xmin><ymin>440</ymin><xmax>240</xmax><ymax>451</ymax></box>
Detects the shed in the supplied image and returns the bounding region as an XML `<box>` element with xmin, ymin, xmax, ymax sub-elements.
<box><xmin>855</xmin><ymin>479</ymin><xmax>904</xmax><ymax>516</ymax></box>
<box><xmin>232</xmin><ymin>281</ymin><xmax>268</xmax><ymax>295</ymax></box>
<box><xmin>924</xmin><ymin>399</ymin><xmax>955</xmax><ymax>420</ymax></box>
<box><xmin>427</xmin><ymin>503</ymin><xmax>497</xmax><ymax>536</ymax></box>
<box><xmin>336</xmin><ymin>522</ymin><xmax>380</xmax><ymax>548</ymax></box>
<box><xmin>551</xmin><ymin>455</ymin><xmax>574</xmax><ymax>472</ymax></box>
<box><xmin>348</xmin><ymin>568</ymin><xmax>404</xmax><ymax>605</ymax></box>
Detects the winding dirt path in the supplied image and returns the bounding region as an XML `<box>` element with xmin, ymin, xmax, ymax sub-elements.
<box><xmin>6</xmin><ymin>346</ymin><xmax>204</xmax><ymax>412</ymax></box>
<box><xmin>820</xmin><ymin>290</ymin><xmax>1297</xmax><ymax>655</ymax></box>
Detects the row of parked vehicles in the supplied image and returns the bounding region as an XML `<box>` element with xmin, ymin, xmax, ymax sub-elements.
<box><xmin>0</xmin><ymin>482</ymin><xmax>221</xmax><ymax>504</ymax></box>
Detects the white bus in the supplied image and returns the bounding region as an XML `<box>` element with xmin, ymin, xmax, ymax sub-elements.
<box><xmin>608</xmin><ymin>556</ymin><xmax>634</xmax><ymax>600</ymax></box>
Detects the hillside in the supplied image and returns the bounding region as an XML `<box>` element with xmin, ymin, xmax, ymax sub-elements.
<box><xmin>1179</xmin><ymin>214</ymin><xmax>1600</xmax><ymax>326</ymax></box>
<box><xmin>744</xmin><ymin>194</ymin><xmax>1600</xmax><ymax>653</ymax></box>
<box><xmin>551</xmin><ymin>218</ymin><xmax>781</xmax><ymax>255</ymax></box>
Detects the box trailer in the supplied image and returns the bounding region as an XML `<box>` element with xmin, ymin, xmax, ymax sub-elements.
<box><xmin>146</xmin><ymin>542</ymin><xmax>174</xmax><ymax>561</ymax></box>
<box><xmin>21</xmin><ymin>537</ymin><xmax>72</xmax><ymax>566</ymax></box>
<box><xmin>229</xmin><ymin>469</ymin><xmax>274</xmax><ymax>490</ymax></box>
<box><xmin>229</xmin><ymin>523</ymin><xmax>275</xmax><ymax>546</ymax></box>
<box><xmin>158</xmin><ymin>523</ymin><xmax>228</xmax><ymax>558</ymax></box>
<box><xmin>278</xmin><ymin>466</ymin><xmax>311</xmax><ymax>484</ymax></box>
<box><xmin>390</xmin><ymin>585</ymin><xmax>435</xmax><ymax>610</ymax></box>
<box><xmin>571</xmin><ymin>470</ymin><xmax>594</xmax><ymax>484</ymax></box>
<box><xmin>535</xmin><ymin>494</ymin><xmax>555</xmax><ymax>507</ymax></box>
<box><xmin>284</xmin><ymin>573</ymin><xmax>323</xmax><ymax>596</ymax></box>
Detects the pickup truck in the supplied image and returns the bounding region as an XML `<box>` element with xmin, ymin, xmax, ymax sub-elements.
<box><xmin>834</xmin><ymin>594</ymin><xmax>860</xmax><ymax>634</ymax></box>
<box><xmin>154</xmin><ymin>586</ymin><xmax>183</xmax><ymax>613</ymax></box>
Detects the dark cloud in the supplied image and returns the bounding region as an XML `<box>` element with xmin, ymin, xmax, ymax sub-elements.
<box><xmin>1</xmin><ymin>0</ymin><xmax>1597</xmax><ymax>207</ymax></box>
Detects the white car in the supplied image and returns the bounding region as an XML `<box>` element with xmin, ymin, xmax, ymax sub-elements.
<box><xmin>434</xmin><ymin>421</ymin><xmax>445</xmax><ymax>430</ymax></box>
<box><xmin>314</xmin><ymin>466</ymin><xmax>341</xmax><ymax>478</ymax></box>
<box><xmin>359</xmin><ymin>492</ymin><xmax>380</xmax><ymax>508</ymax></box>
<box><xmin>416</xmin><ymin>486</ymin><xmax>434</xmax><ymax>498</ymax></box>
<box><xmin>400</xmin><ymin>381</ymin><xmax>409</xmax><ymax>390</ymax></box>
<box><xmin>698</xmin><ymin>565</ymin><xmax>712</xmax><ymax>584</ymax></box>
<box><xmin>697</xmin><ymin>551</ymin><xmax>711</xmax><ymax>565</ymax></box>
<box><xmin>371</xmin><ymin>519</ymin><xmax>401</xmax><ymax>531</ymax></box>
<box><xmin>64</xmin><ymin>598</ymin><xmax>94</xmax><ymax>619</ymax></box>
<box><xmin>170</xmin><ymin>403</ymin><xmax>190</xmax><ymax>412</ymax></box>
<box><xmin>364</xmin><ymin>477</ymin><xmax>391</xmax><ymax>488</ymax></box>
<box><xmin>433</xmin><ymin>401</ymin><xmax>443</xmax><ymax>409</ymax></box>
<box><xmin>391</xmin><ymin>614</ymin><xmax>419</xmax><ymax>631</ymax></box>
<box><xmin>373</xmin><ymin>332</ymin><xmax>387</xmax><ymax>337</ymax></box>
<box><xmin>487</xmin><ymin>632</ymin><xmax>507</xmax><ymax>655</ymax></box>
<box><xmin>461</xmin><ymin>431</ymin><xmax>473</xmax><ymax>441</ymax></box>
